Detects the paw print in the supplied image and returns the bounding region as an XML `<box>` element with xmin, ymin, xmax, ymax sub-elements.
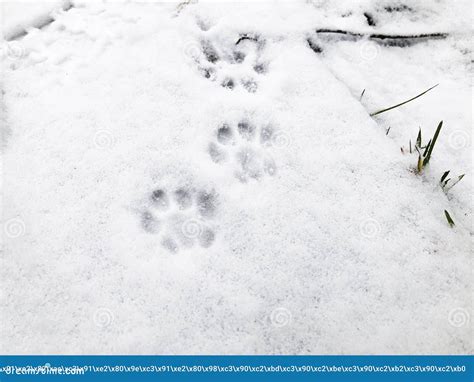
<box><xmin>207</xmin><ymin>119</ymin><xmax>277</xmax><ymax>182</ymax></box>
<box><xmin>139</xmin><ymin>186</ymin><xmax>218</xmax><ymax>253</ymax></box>
<box><xmin>192</xmin><ymin>30</ymin><xmax>268</xmax><ymax>93</ymax></box>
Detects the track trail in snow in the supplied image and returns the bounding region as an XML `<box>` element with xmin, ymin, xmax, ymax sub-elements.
<box><xmin>0</xmin><ymin>1</ymin><xmax>471</xmax><ymax>354</ymax></box>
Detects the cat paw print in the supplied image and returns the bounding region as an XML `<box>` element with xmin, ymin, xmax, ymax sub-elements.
<box><xmin>207</xmin><ymin>119</ymin><xmax>277</xmax><ymax>182</ymax></box>
<box><xmin>189</xmin><ymin>31</ymin><xmax>268</xmax><ymax>93</ymax></box>
<box><xmin>139</xmin><ymin>186</ymin><xmax>218</xmax><ymax>253</ymax></box>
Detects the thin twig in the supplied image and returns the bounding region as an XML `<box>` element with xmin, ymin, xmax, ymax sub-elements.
<box><xmin>236</xmin><ymin>35</ymin><xmax>259</xmax><ymax>45</ymax></box>
<box><xmin>315</xmin><ymin>29</ymin><xmax>448</xmax><ymax>41</ymax></box>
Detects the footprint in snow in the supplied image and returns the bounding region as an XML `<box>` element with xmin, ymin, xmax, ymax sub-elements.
<box><xmin>208</xmin><ymin>119</ymin><xmax>277</xmax><ymax>182</ymax></box>
<box><xmin>193</xmin><ymin>31</ymin><xmax>268</xmax><ymax>93</ymax></box>
<box><xmin>139</xmin><ymin>185</ymin><xmax>218</xmax><ymax>253</ymax></box>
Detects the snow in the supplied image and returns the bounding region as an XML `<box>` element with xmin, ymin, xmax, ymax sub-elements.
<box><xmin>0</xmin><ymin>0</ymin><xmax>471</xmax><ymax>354</ymax></box>
<box><xmin>1</xmin><ymin>0</ymin><xmax>71</xmax><ymax>40</ymax></box>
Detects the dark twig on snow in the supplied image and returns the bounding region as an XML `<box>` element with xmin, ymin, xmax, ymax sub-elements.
<box><xmin>315</xmin><ymin>29</ymin><xmax>448</xmax><ymax>41</ymax></box>
<box><xmin>314</xmin><ymin>29</ymin><xmax>448</xmax><ymax>47</ymax></box>
<box><xmin>235</xmin><ymin>34</ymin><xmax>260</xmax><ymax>45</ymax></box>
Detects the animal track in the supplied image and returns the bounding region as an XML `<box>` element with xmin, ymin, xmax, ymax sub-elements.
<box><xmin>138</xmin><ymin>185</ymin><xmax>218</xmax><ymax>253</ymax></box>
<box><xmin>191</xmin><ymin>29</ymin><xmax>269</xmax><ymax>93</ymax></box>
<box><xmin>207</xmin><ymin>119</ymin><xmax>277</xmax><ymax>182</ymax></box>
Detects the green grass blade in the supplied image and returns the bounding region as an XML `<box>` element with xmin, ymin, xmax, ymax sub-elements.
<box><xmin>416</xmin><ymin>129</ymin><xmax>422</xmax><ymax>148</ymax></box>
<box><xmin>423</xmin><ymin>121</ymin><xmax>443</xmax><ymax>166</ymax></box>
<box><xmin>440</xmin><ymin>170</ymin><xmax>450</xmax><ymax>183</ymax></box>
<box><xmin>445</xmin><ymin>174</ymin><xmax>465</xmax><ymax>191</ymax></box>
<box><xmin>423</xmin><ymin>139</ymin><xmax>431</xmax><ymax>157</ymax></box>
<box><xmin>444</xmin><ymin>210</ymin><xmax>455</xmax><ymax>227</ymax></box>
<box><xmin>417</xmin><ymin>154</ymin><xmax>423</xmax><ymax>173</ymax></box>
<box><xmin>370</xmin><ymin>84</ymin><xmax>439</xmax><ymax>117</ymax></box>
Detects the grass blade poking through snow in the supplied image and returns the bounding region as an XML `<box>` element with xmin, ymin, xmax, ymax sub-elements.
<box><xmin>447</xmin><ymin>174</ymin><xmax>465</xmax><ymax>190</ymax></box>
<box><xmin>423</xmin><ymin>121</ymin><xmax>442</xmax><ymax>166</ymax></box>
<box><xmin>415</xmin><ymin>121</ymin><xmax>443</xmax><ymax>172</ymax></box>
<box><xmin>440</xmin><ymin>170</ymin><xmax>450</xmax><ymax>184</ymax></box>
<box><xmin>416</xmin><ymin>128</ymin><xmax>422</xmax><ymax>148</ymax></box>
<box><xmin>370</xmin><ymin>84</ymin><xmax>439</xmax><ymax>116</ymax></box>
<box><xmin>444</xmin><ymin>210</ymin><xmax>455</xmax><ymax>227</ymax></box>
<box><xmin>441</xmin><ymin>172</ymin><xmax>465</xmax><ymax>192</ymax></box>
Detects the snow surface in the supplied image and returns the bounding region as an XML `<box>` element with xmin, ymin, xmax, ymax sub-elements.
<box><xmin>1</xmin><ymin>0</ymin><xmax>71</xmax><ymax>40</ymax></box>
<box><xmin>0</xmin><ymin>0</ymin><xmax>472</xmax><ymax>354</ymax></box>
